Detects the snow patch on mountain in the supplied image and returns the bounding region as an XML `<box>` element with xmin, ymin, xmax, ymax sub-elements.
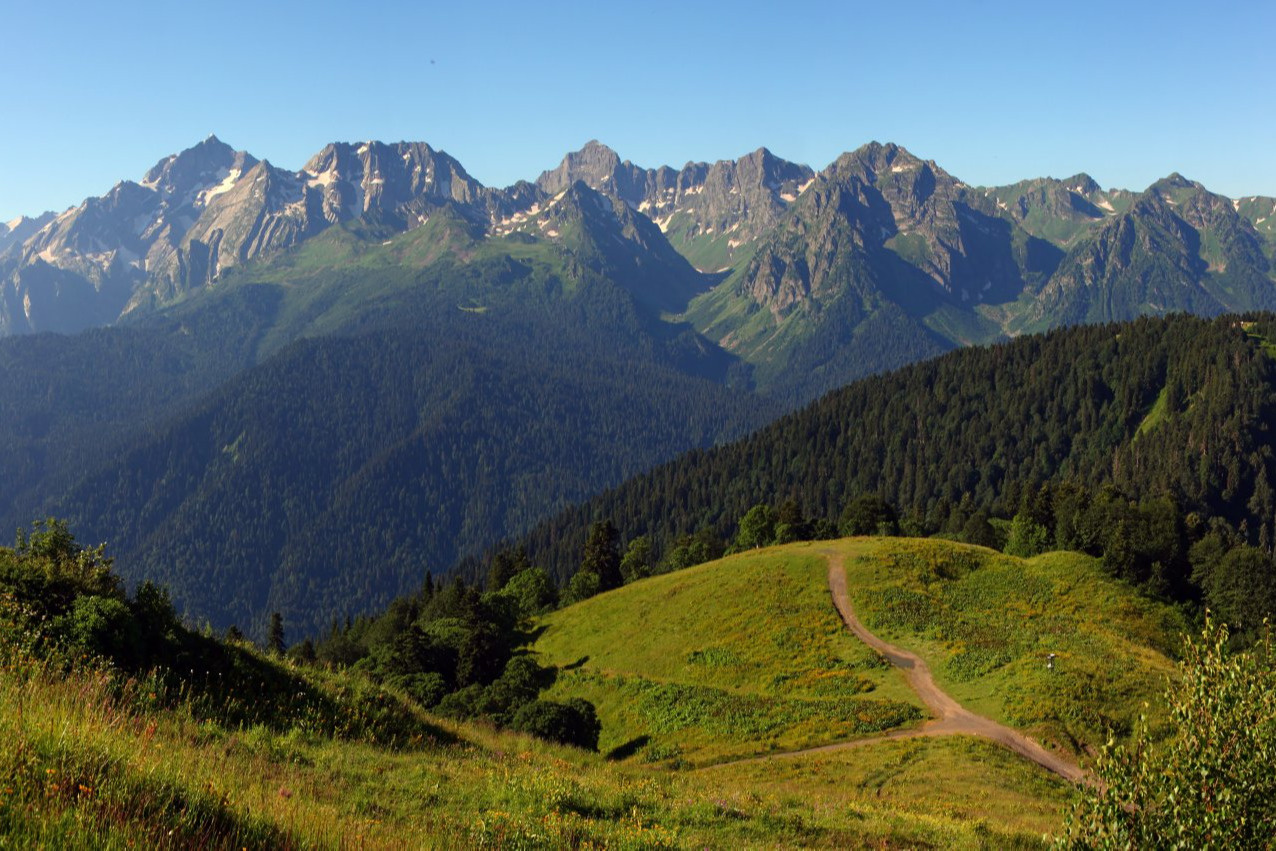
<box><xmin>199</xmin><ymin>169</ymin><xmax>242</xmax><ymax>205</ymax></box>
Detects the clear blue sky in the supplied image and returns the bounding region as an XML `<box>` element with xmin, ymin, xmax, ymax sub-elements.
<box><xmin>2</xmin><ymin>0</ymin><xmax>1273</xmax><ymax>222</ymax></box>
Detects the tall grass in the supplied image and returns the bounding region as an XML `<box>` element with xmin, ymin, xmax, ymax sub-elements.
<box><xmin>0</xmin><ymin>615</ymin><xmax>1059</xmax><ymax>847</ymax></box>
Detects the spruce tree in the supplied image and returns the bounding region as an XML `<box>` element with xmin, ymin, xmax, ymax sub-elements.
<box><xmin>581</xmin><ymin>520</ymin><xmax>622</xmax><ymax>592</ymax></box>
<box><xmin>268</xmin><ymin>611</ymin><xmax>286</xmax><ymax>655</ymax></box>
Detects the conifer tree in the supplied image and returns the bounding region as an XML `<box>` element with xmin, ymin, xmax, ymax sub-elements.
<box><xmin>268</xmin><ymin>611</ymin><xmax>286</xmax><ymax>655</ymax></box>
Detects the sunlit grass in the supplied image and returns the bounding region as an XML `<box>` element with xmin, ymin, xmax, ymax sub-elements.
<box><xmin>1</xmin><ymin>536</ymin><xmax>1184</xmax><ymax>846</ymax></box>
<box><xmin>0</xmin><ymin>642</ymin><xmax>1058</xmax><ymax>848</ymax></box>
<box><xmin>534</xmin><ymin>545</ymin><xmax>924</xmax><ymax>765</ymax></box>
<box><xmin>835</xmin><ymin>538</ymin><xmax>1185</xmax><ymax>752</ymax></box>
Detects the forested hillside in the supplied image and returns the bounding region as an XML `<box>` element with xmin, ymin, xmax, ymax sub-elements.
<box><xmin>38</xmin><ymin>321</ymin><xmax>765</xmax><ymax>638</ymax></box>
<box><xmin>2</xmin><ymin>209</ymin><xmax>775</xmax><ymax>638</ymax></box>
<box><xmin>521</xmin><ymin>313</ymin><xmax>1276</xmax><ymax>589</ymax></box>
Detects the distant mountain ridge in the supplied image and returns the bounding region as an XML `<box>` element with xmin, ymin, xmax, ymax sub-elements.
<box><xmin>3</xmin><ymin>135</ymin><xmax>1275</xmax><ymax>403</ymax></box>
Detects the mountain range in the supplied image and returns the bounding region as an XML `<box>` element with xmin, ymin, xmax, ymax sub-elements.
<box><xmin>5</xmin><ymin>135</ymin><xmax>1274</xmax><ymax>400</ymax></box>
<box><xmin>3</xmin><ymin>135</ymin><xmax>1276</xmax><ymax>636</ymax></box>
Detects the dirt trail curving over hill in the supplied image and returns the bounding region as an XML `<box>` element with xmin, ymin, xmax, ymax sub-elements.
<box><xmin>707</xmin><ymin>551</ymin><xmax>1088</xmax><ymax>784</ymax></box>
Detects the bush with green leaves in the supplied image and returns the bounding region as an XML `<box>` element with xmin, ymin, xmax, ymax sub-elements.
<box><xmin>1060</xmin><ymin>617</ymin><xmax>1276</xmax><ymax>848</ymax></box>
<box><xmin>511</xmin><ymin>698</ymin><xmax>602</xmax><ymax>751</ymax></box>
<box><xmin>734</xmin><ymin>504</ymin><xmax>777</xmax><ymax>550</ymax></box>
<box><xmin>562</xmin><ymin>570</ymin><xmax>601</xmax><ymax>605</ymax></box>
<box><xmin>839</xmin><ymin>494</ymin><xmax>897</xmax><ymax>537</ymax></box>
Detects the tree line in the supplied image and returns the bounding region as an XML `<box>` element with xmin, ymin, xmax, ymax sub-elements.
<box><xmin>514</xmin><ymin>313</ymin><xmax>1276</xmax><ymax>604</ymax></box>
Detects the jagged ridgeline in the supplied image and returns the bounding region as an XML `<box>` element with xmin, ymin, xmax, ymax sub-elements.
<box><xmin>6</xmin><ymin>136</ymin><xmax>1274</xmax><ymax>406</ymax></box>
<box><xmin>520</xmin><ymin>313</ymin><xmax>1276</xmax><ymax>582</ymax></box>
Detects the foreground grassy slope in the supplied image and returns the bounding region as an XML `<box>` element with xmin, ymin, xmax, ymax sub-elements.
<box><xmin>1</xmin><ymin>537</ymin><xmax>1187</xmax><ymax>847</ymax></box>
<box><xmin>534</xmin><ymin>546</ymin><xmax>925</xmax><ymax>766</ymax></box>
<box><xmin>2</xmin><ymin>641</ymin><xmax>1055</xmax><ymax>848</ymax></box>
<box><xmin>835</xmin><ymin>538</ymin><xmax>1187</xmax><ymax>752</ymax></box>
<box><xmin>537</xmin><ymin>539</ymin><xmax>1183</xmax><ymax>767</ymax></box>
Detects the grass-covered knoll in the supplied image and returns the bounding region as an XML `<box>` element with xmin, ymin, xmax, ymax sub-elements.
<box><xmin>0</xmin><ymin>522</ymin><xmax>1070</xmax><ymax>846</ymax></box>
<box><xmin>534</xmin><ymin>545</ymin><xmax>924</xmax><ymax>766</ymax></box>
<box><xmin>837</xmin><ymin>538</ymin><xmax>1186</xmax><ymax>753</ymax></box>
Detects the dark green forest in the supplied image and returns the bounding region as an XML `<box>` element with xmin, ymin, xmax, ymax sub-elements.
<box><xmin>33</xmin><ymin>319</ymin><xmax>767</xmax><ymax>639</ymax></box>
<box><xmin>0</xmin><ymin>213</ymin><xmax>780</xmax><ymax>641</ymax></box>
<box><xmin>517</xmin><ymin>313</ymin><xmax>1276</xmax><ymax>622</ymax></box>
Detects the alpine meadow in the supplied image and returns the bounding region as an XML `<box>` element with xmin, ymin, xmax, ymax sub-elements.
<box><xmin>3</xmin><ymin>5</ymin><xmax>1276</xmax><ymax>841</ymax></box>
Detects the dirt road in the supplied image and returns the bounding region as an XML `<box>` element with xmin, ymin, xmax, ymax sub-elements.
<box><xmin>708</xmin><ymin>551</ymin><xmax>1088</xmax><ymax>784</ymax></box>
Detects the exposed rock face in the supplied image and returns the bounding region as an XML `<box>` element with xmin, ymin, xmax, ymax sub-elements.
<box><xmin>981</xmin><ymin>173</ymin><xmax>1133</xmax><ymax>252</ymax></box>
<box><xmin>3</xmin><ymin>136</ymin><xmax>260</xmax><ymax>331</ymax></box>
<box><xmin>537</xmin><ymin>141</ymin><xmax>815</xmax><ymax>271</ymax></box>
<box><xmin>1026</xmin><ymin>177</ymin><xmax>1276</xmax><ymax>329</ymax></box>
<box><xmin>535</xmin><ymin>140</ymin><xmax>661</xmax><ymax>207</ymax></box>
<box><xmin>2</xmin><ymin>136</ymin><xmax>1273</xmax><ymax>348</ymax></box>
<box><xmin>0</xmin><ymin>212</ymin><xmax>55</xmax><ymax>258</ymax></box>
<box><xmin>728</xmin><ymin>141</ymin><xmax>1028</xmax><ymax>320</ymax></box>
<box><xmin>0</xmin><ymin>138</ymin><xmax>507</xmax><ymax>333</ymax></box>
<box><xmin>301</xmin><ymin>141</ymin><xmax>485</xmax><ymax>222</ymax></box>
<box><xmin>504</xmin><ymin>180</ymin><xmax>704</xmax><ymax>311</ymax></box>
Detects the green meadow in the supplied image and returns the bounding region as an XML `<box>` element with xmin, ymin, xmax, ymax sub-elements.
<box><xmin>1</xmin><ymin>627</ymin><xmax>1057</xmax><ymax>847</ymax></box>
<box><xmin>835</xmin><ymin>538</ymin><xmax>1186</xmax><ymax>750</ymax></box>
<box><xmin>533</xmin><ymin>546</ymin><xmax>925</xmax><ymax>766</ymax></box>
<box><xmin>0</xmin><ymin>537</ymin><xmax>1191</xmax><ymax>846</ymax></box>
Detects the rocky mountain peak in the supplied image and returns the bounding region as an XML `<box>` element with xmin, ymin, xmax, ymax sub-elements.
<box><xmin>824</xmin><ymin>142</ymin><xmax>932</xmax><ymax>190</ymax></box>
<box><xmin>0</xmin><ymin>211</ymin><xmax>55</xmax><ymax>258</ymax></box>
<box><xmin>140</xmin><ymin>136</ymin><xmax>254</xmax><ymax>201</ymax></box>
<box><xmin>1062</xmin><ymin>173</ymin><xmax>1102</xmax><ymax>196</ymax></box>
<box><xmin>535</xmin><ymin>140</ymin><xmax>630</xmax><ymax>198</ymax></box>
<box><xmin>1153</xmin><ymin>173</ymin><xmax>1197</xmax><ymax>191</ymax></box>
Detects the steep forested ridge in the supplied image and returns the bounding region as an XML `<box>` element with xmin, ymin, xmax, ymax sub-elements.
<box><xmin>521</xmin><ymin>313</ymin><xmax>1276</xmax><ymax>581</ymax></box>
<box><xmin>37</xmin><ymin>319</ymin><xmax>766</xmax><ymax>637</ymax></box>
<box><xmin>0</xmin><ymin>322</ymin><xmax>263</xmax><ymax>527</ymax></box>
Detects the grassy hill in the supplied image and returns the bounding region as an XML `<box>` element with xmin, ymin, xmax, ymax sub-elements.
<box><xmin>0</xmin><ymin>534</ymin><xmax>1195</xmax><ymax>847</ymax></box>
<box><xmin>533</xmin><ymin>547</ymin><xmax>925</xmax><ymax>766</ymax></box>
<box><xmin>1</xmin><ymin>604</ymin><xmax>1058</xmax><ymax>848</ymax></box>
<box><xmin>833</xmin><ymin>539</ymin><xmax>1186</xmax><ymax>750</ymax></box>
<box><xmin>537</xmin><ymin>540</ymin><xmax>1182</xmax><ymax>764</ymax></box>
<box><xmin>529</xmin><ymin>537</ymin><xmax>1187</xmax><ymax>841</ymax></box>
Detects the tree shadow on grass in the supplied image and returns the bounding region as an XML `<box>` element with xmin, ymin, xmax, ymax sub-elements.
<box><xmin>605</xmin><ymin>735</ymin><xmax>651</xmax><ymax>761</ymax></box>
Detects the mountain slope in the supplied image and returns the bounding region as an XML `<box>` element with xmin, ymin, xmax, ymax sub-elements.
<box><xmin>520</xmin><ymin>313</ymin><xmax>1276</xmax><ymax>580</ymax></box>
<box><xmin>5</xmin><ymin>135</ymin><xmax>1274</xmax><ymax>408</ymax></box>
<box><xmin>1</xmin><ymin>137</ymin><xmax>255</xmax><ymax>333</ymax></box>
<box><xmin>680</xmin><ymin>142</ymin><xmax>1042</xmax><ymax>401</ymax></box>
<box><xmin>671</xmin><ymin>145</ymin><xmax>1276</xmax><ymax>403</ymax></box>
<box><xmin>537</xmin><ymin>140</ymin><xmax>815</xmax><ymax>273</ymax></box>
<box><xmin>1020</xmin><ymin>176</ymin><xmax>1276</xmax><ymax>331</ymax></box>
<box><xmin>0</xmin><ymin>168</ymin><xmax>762</xmax><ymax>639</ymax></box>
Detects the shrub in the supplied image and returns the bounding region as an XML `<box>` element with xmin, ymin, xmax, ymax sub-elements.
<box><xmin>1060</xmin><ymin>617</ymin><xmax>1276</xmax><ymax>847</ymax></box>
<box><xmin>511</xmin><ymin>699</ymin><xmax>602</xmax><ymax>751</ymax></box>
<box><xmin>562</xmin><ymin>570</ymin><xmax>601</xmax><ymax>606</ymax></box>
<box><xmin>58</xmin><ymin>595</ymin><xmax>140</xmax><ymax>663</ymax></box>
